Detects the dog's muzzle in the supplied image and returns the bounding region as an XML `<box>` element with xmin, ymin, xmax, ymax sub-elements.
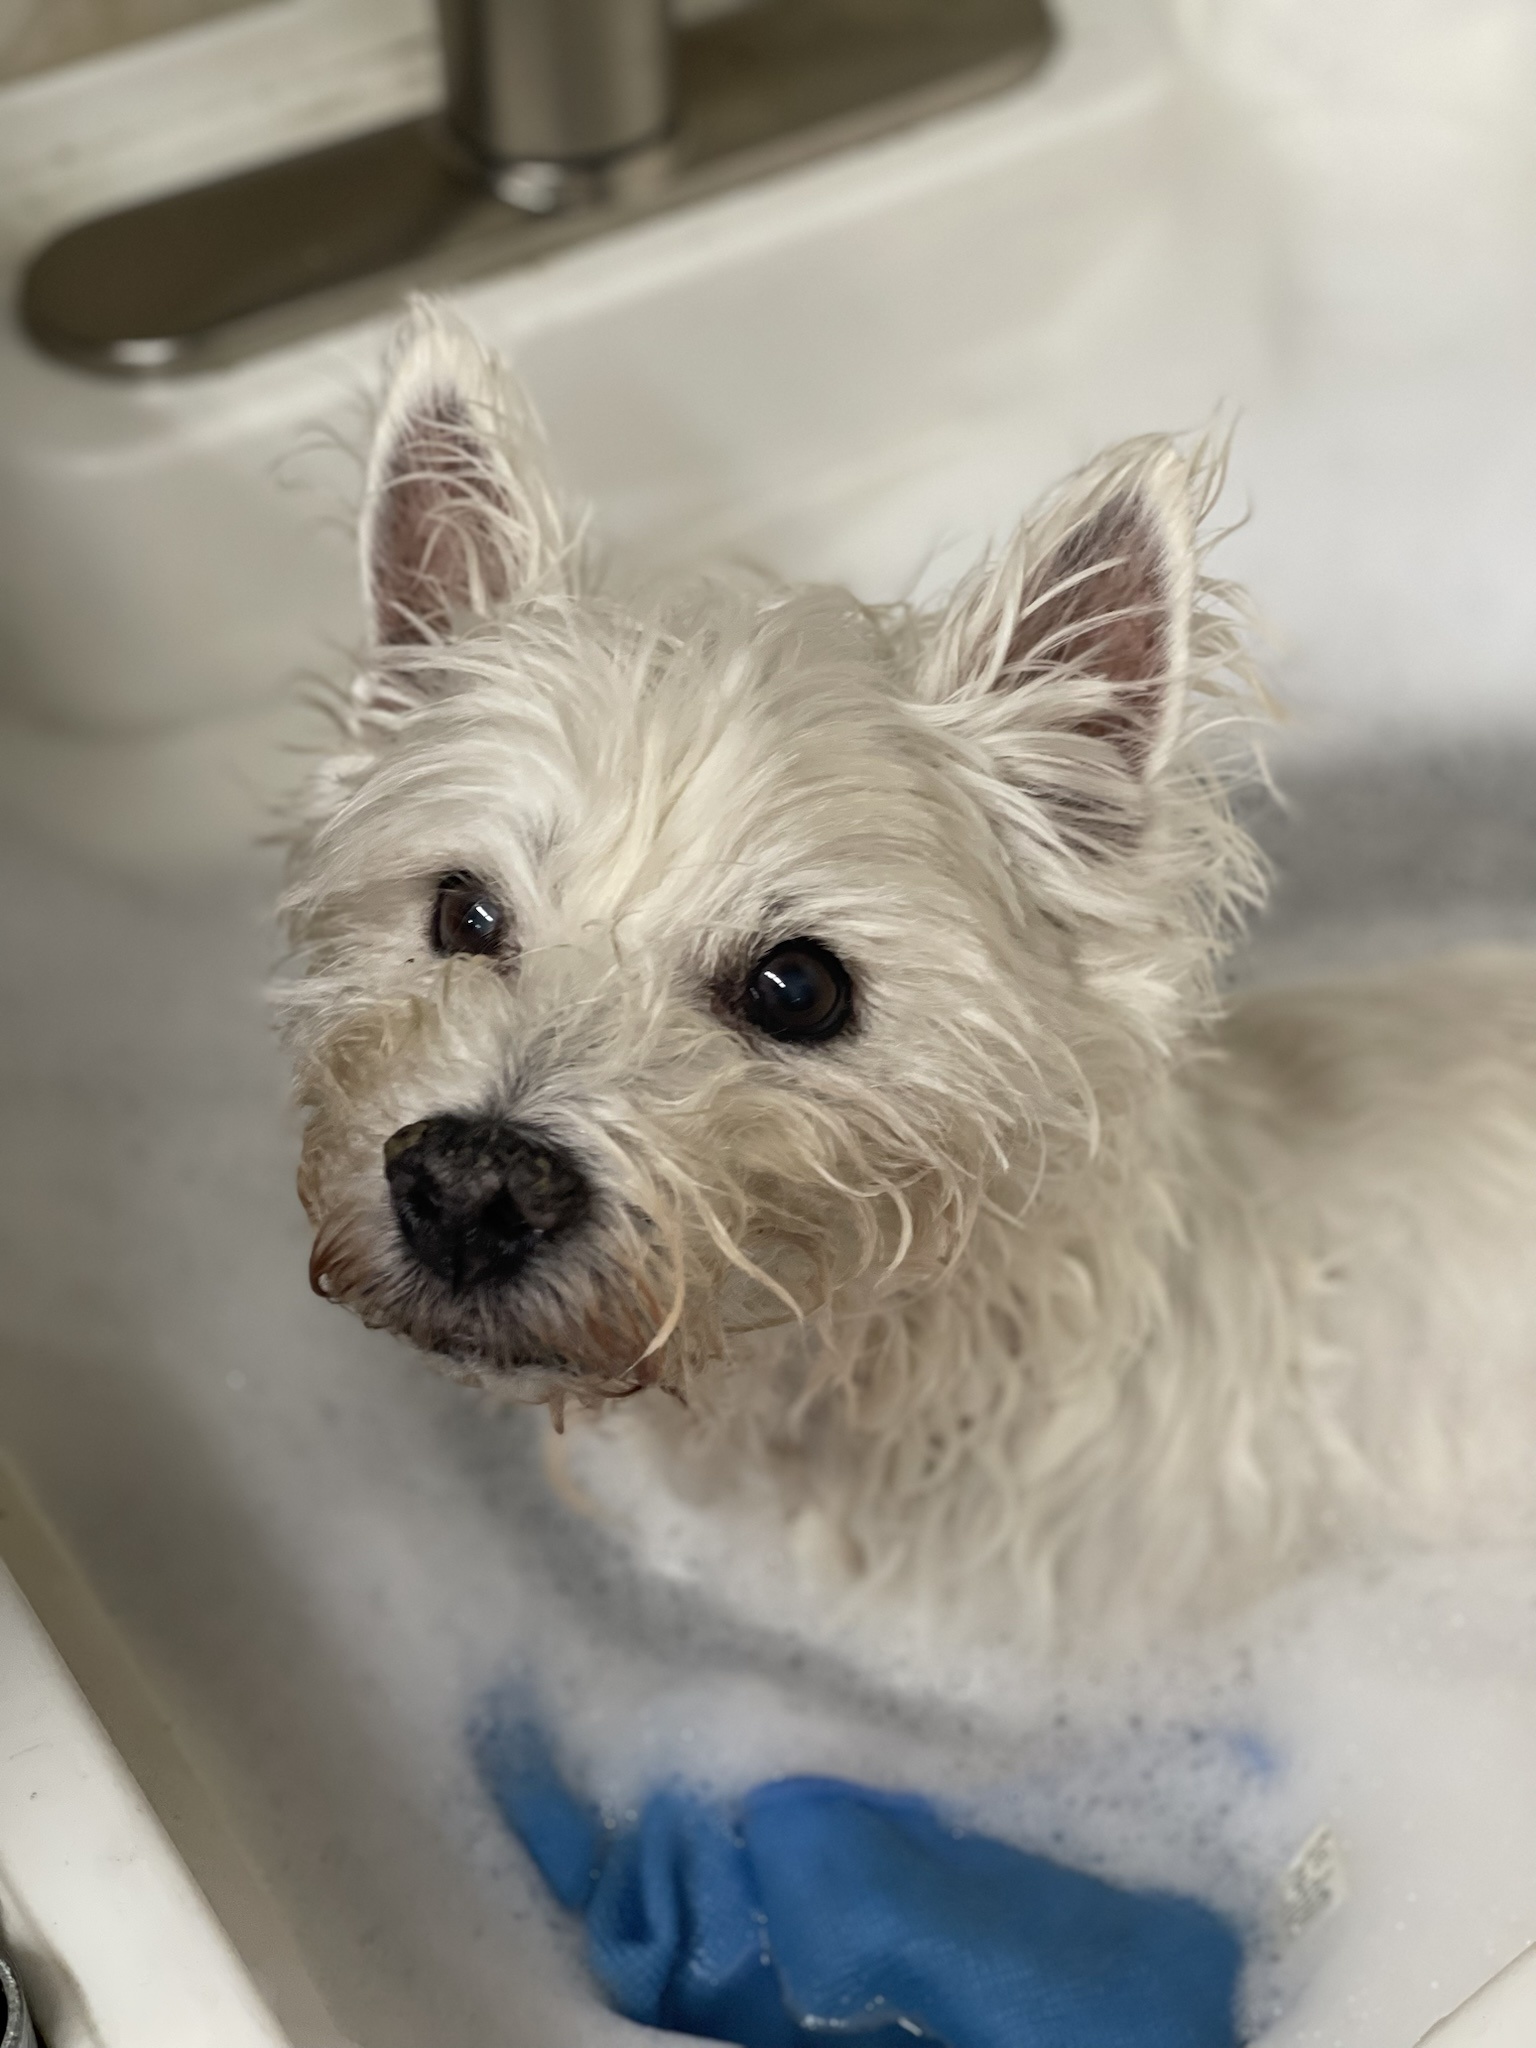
<box><xmin>383</xmin><ymin>1114</ymin><xmax>589</xmax><ymax>1293</ymax></box>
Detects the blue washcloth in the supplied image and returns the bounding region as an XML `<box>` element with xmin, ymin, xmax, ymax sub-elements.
<box><xmin>471</xmin><ymin>1715</ymin><xmax>1244</xmax><ymax>2048</ymax></box>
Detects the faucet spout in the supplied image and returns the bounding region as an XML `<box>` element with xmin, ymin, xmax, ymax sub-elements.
<box><xmin>438</xmin><ymin>0</ymin><xmax>673</xmax><ymax>180</ymax></box>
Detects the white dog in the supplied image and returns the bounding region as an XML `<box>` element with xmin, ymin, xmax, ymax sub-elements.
<box><xmin>278</xmin><ymin>302</ymin><xmax>1536</xmax><ymax>1634</ymax></box>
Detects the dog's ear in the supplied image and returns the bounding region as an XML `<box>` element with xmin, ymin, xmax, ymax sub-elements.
<box><xmin>360</xmin><ymin>298</ymin><xmax>569</xmax><ymax>649</ymax></box>
<box><xmin>927</xmin><ymin>442</ymin><xmax>1198</xmax><ymax>847</ymax></box>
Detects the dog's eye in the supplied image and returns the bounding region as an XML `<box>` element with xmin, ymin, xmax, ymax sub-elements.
<box><xmin>740</xmin><ymin>940</ymin><xmax>852</xmax><ymax>1044</ymax></box>
<box><xmin>431</xmin><ymin>873</ymin><xmax>506</xmax><ymax>958</ymax></box>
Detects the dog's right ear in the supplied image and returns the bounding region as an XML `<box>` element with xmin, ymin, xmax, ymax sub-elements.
<box><xmin>919</xmin><ymin>440</ymin><xmax>1208</xmax><ymax>856</ymax></box>
<box><xmin>360</xmin><ymin>298</ymin><xmax>569</xmax><ymax>651</ymax></box>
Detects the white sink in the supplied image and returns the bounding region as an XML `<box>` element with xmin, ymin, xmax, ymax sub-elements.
<box><xmin>2</xmin><ymin>2</ymin><xmax>1536</xmax><ymax>2044</ymax></box>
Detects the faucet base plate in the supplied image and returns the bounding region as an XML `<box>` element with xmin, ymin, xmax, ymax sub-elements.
<box><xmin>19</xmin><ymin>0</ymin><xmax>1053</xmax><ymax>376</ymax></box>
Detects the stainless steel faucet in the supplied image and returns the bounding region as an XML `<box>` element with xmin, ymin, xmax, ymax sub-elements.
<box><xmin>440</xmin><ymin>0</ymin><xmax>673</xmax><ymax>187</ymax></box>
<box><xmin>21</xmin><ymin>0</ymin><xmax>1052</xmax><ymax>376</ymax></box>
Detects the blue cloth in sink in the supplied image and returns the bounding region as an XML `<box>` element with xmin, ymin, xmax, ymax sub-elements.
<box><xmin>471</xmin><ymin>1714</ymin><xmax>1244</xmax><ymax>2048</ymax></box>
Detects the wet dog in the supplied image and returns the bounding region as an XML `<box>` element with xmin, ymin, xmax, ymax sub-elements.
<box><xmin>279</xmin><ymin>302</ymin><xmax>1536</xmax><ymax>1630</ymax></box>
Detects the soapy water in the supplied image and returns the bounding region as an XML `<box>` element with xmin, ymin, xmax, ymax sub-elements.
<box><xmin>0</xmin><ymin>737</ymin><xmax>1534</xmax><ymax>2046</ymax></box>
<box><xmin>472</xmin><ymin>1541</ymin><xmax>1536</xmax><ymax>2046</ymax></box>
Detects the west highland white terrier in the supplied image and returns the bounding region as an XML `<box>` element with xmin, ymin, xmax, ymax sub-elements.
<box><xmin>279</xmin><ymin>303</ymin><xmax>1536</xmax><ymax>1633</ymax></box>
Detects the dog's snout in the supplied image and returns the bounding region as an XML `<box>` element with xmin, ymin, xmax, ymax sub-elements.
<box><xmin>383</xmin><ymin>1114</ymin><xmax>589</xmax><ymax>1292</ymax></box>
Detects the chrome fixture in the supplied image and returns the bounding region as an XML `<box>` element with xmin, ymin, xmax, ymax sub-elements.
<box><xmin>20</xmin><ymin>0</ymin><xmax>1052</xmax><ymax>377</ymax></box>
<box><xmin>0</xmin><ymin>1946</ymin><xmax>39</xmax><ymax>2048</ymax></box>
<box><xmin>441</xmin><ymin>0</ymin><xmax>674</xmax><ymax>180</ymax></box>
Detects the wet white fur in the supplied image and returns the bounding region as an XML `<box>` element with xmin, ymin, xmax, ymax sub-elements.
<box><xmin>279</xmin><ymin>303</ymin><xmax>1536</xmax><ymax>1637</ymax></box>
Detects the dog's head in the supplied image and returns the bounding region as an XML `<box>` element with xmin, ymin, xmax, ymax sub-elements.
<box><xmin>279</xmin><ymin>303</ymin><xmax>1258</xmax><ymax>1408</ymax></box>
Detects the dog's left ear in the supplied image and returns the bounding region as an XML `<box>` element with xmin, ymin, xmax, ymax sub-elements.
<box><xmin>926</xmin><ymin>443</ymin><xmax>1197</xmax><ymax>846</ymax></box>
<box><xmin>360</xmin><ymin>298</ymin><xmax>569</xmax><ymax>650</ymax></box>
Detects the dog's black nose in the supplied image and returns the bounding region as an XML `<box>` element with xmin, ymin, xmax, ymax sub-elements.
<box><xmin>383</xmin><ymin>1114</ymin><xmax>589</xmax><ymax>1292</ymax></box>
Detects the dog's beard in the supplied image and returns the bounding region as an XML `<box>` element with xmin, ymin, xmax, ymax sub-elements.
<box><xmin>298</xmin><ymin>1132</ymin><xmax>962</xmax><ymax>1413</ymax></box>
<box><xmin>304</xmin><ymin>1186</ymin><xmax>687</xmax><ymax>1401</ymax></box>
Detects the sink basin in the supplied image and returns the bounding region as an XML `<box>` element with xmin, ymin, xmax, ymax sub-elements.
<box><xmin>2</xmin><ymin>1</ymin><xmax>1536</xmax><ymax>2043</ymax></box>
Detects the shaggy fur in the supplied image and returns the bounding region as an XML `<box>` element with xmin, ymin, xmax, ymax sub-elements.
<box><xmin>278</xmin><ymin>301</ymin><xmax>1536</xmax><ymax>1633</ymax></box>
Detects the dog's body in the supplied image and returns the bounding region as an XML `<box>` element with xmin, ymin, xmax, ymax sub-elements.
<box><xmin>279</xmin><ymin>305</ymin><xmax>1536</xmax><ymax>1634</ymax></box>
<box><xmin>584</xmin><ymin>950</ymin><xmax>1536</xmax><ymax>1629</ymax></box>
